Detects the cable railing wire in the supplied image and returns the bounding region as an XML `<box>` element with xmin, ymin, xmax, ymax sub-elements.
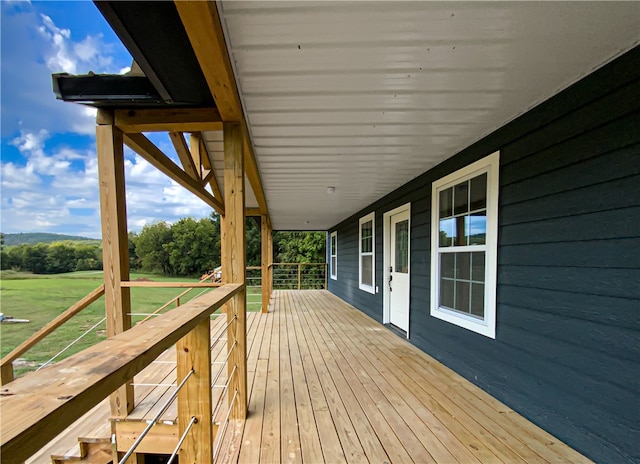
<box><xmin>37</xmin><ymin>317</ymin><xmax>106</xmax><ymax>371</ymax></box>
<box><xmin>212</xmin><ymin>365</ymin><xmax>236</xmax><ymax>421</ymax></box>
<box><xmin>212</xmin><ymin>389</ymin><xmax>238</xmax><ymax>462</ymax></box>
<box><xmin>211</xmin><ymin>341</ymin><xmax>237</xmax><ymax>389</ymax></box>
<box><xmin>118</xmin><ymin>368</ymin><xmax>195</xmax><ymax>464</ymax></box>
<box><xmin>166</xmin><ymin>415</ymin><xmax>197</xmax><ymax>464</ymax></box>
<box><xmin>210</xmin><ymin>315</ymin><xmax>236</xmax><ymax>351</ymax></box>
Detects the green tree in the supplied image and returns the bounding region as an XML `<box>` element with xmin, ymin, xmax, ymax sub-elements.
<box><xmin>165</xmin><ymin>217</ymin><xmax>220</xmax><ymax>276</ymax></box>
<box><xmin>23</xmin><ymin>244</ymin><xmax>48</xmax><ymax>274</ymax></box>
<box><xmin>74</xmin><ymin>244</ymin><xmax>102</xmax><ymax>271</ymax></box>
<box><xmin>45</xmin><ymin>242</ymin><xmax>77</xmax><ymax>273</ymax></box>
<box><xmin>135</xmin><ymin>222</ymin><xmax>173</xmax><ymax>274</ymax></box>
<box><xmin>274</xmin><ymin>231</ymin><xmax>326</xmax><ymax>263</ymax></box>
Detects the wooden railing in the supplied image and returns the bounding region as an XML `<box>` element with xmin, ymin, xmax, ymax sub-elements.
<box><xmin>271</xmin><ymin>263</ymin><xmax>328</xmax><ymax>290</ymax></box>
<box><xmin>0</xmin><ymin>284</ymin><xmax>106</xmax><ymax>385</ymax></box>
<box><xmin>0</xmin><ymin>283</ymin><xmax>244</xmax><ymax>464</ymax></box>
<box><xmin>0</xmin><ymin>273</ymin><xmax>221</xmax><ymax>386</ymax></box>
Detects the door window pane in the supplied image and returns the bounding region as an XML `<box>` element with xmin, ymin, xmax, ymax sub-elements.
<box><xmin>395</xmin><ymin>220</ymin><xmax>409</xmax><ymax>273</ymax></box>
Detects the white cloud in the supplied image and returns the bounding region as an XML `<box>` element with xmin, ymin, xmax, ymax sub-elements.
<box><xmin>2</xmin><ymin>130</ymin><xmax>213</xmax><ymax>237</ymax></box>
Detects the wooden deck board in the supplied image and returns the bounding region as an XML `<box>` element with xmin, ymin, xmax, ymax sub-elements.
<box><xmin>218</xmin><ymin>290</ymin><xmax>591</xmax><ymax>464</ymax></box>
<box><xmin>29</xmin><ymin>291</ymin><xmax>591</xmax><ymax>464</ymax></box>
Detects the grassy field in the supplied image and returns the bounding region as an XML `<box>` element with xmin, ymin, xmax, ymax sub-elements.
<box><xmin>0</xmin><ymin>270</ymin><xmax>262</xmax><ymax>378</ymax></box>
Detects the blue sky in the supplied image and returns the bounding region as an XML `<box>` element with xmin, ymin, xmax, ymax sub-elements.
<box><xmin>1</xmin><ymin>1</ymin><xmax>212</xmax><ymax>238</ymax></box>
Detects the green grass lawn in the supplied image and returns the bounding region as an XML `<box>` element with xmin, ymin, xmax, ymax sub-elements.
<box><xmin>0</xmin><ymin>271</ymin><xmax>262</xmax><ymax>378</ymax></box>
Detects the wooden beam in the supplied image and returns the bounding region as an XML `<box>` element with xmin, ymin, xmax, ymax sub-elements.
<box><xmin>114</xmin><ymin>108</ymin><xmax>222</xmax><ymax>133</ymax></box>
<box><xmin>189</xmin><ymin>132</ymin><xmax>202</xmax><ymax>179</ymax></box>
<box><xmin>174</xmin><ymin>3</ymin><xmax>241</xmax><ymax>121</ymax></box>
<box><xmin>199</xmin><ymin>135</ymin><xmax>224</xmax><ymax>201</ymax></box>
<box><xmin>170</xmin><ymin>131</ymin><xmax>199</xmax><ymax>180</ymax></box>
<box><xmin>243</xmin><ymin>128</ymin><xmax>268</xmax><ymax>215</ymax></box>
<box><xmin>96</xmin><ymin>110</ymin><xmax>133</xmax><ymax>418</ymax></box>
<box><xmin>223</xmin><ymin>122</ymin><xmax>247</xmax><ymax>420</ymax></box>
<box><xmin>124</xmin><ymin>133</ymin><xmax>224</xmax><ymax>214</ymax></box>
<box><xmin>245</xmin><ymin>208</ymin><xmax>262</xmax><ymax>217</ymax></box>
<box><xmin>0</xmin><ymin>284</ymin><xmax>242</xmax><ymax>464</ymax></box>
<box><xmin>177</xmin><ymin>318</ymin><xmax>212</xmax><ymax>463</ymax></box>
<box><xmin>175</xmin><ymin>1</ymin><xmax>269</xmax><ymax>215</ymax></box>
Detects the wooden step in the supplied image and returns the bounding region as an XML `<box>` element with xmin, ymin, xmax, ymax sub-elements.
<box><xmin>51</xmin><ymin>422</ymin><xmax>114</xmax><ymax>464</ymax></box>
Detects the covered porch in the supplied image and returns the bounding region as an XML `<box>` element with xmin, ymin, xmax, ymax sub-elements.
<box><xmin>29</xmin><ymin>290</ymin><xmax>590</xmax><ymax>463</ymax></box>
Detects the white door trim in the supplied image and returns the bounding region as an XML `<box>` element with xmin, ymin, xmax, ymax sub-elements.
<box><xmin>383</xmin><ymin>202</ymin><xmax>411</xmax><ymax>338</ymax></box>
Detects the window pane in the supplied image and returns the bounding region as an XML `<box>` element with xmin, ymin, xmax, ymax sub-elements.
<box><xmin>454</xmin><ymin>181</ymin><xmax>469</xmax><ymax>216</ymax></box>
<box><xmin>470</xmin><ymin>173</ymin><xmax>487</xmax><ymax>211</ymax></box>
<box><xmin>455</xmin><ymin>252</ymin><xmax>470</xmax><ymax>280</ymax></box>
<box><xmin>361</xmin><ymin>255</ymin><xmax>373</xmax><ymax>286</ymax></box>
<box><xmin>361</xmin><ymin>220</ymin><xmax>372</xmax><ymax>253</ymax></box>
<box><xmin>471</xmin><ymin>252</ymin><xmax>485</xmax><ymax>282</ymax></box>
<box><xmin>439</xmin><ymin>188</ymin><xmax>453</xmax><ymax>218</ymax></box>
<box><xmin>441</xmin><ymin>253</ymin><xmax>455</xmax><ymax>279</ymax></box>
<box><xmin>439</xmin><ymin>218</ymin><xmax>454</xmax><ymax>247</ymax></box>
<box><xmin>440</xmin><ymin>278</ymin><xmax>454</xmax><ymax>309</ymax></box>
<box><xmin>331</xmin><ymin>257</ymin><xmax>337</xmax><ymax>274</ymax></box>
<box><xmin>467</xmin><ymin>212</ymin><xmax>486</xmax><ymax>245</ymax></box>
<box><xmin>452</xmin><ymin>216</ymin><xmax>465</xmax><ymax>247</ymax></box>
<box><xmin>471</xmin><ymin>283</ymin><xmax>485</xmax><ymax>318</ymax></box>
<box><xmin>331</xmin><ymin>235</ymin><xmax>336</xmax><ymax>254</ymax></box>
<box><xmin>455</xmin><ymin>280</ymin><xmax>470</xmax><ymax>314</ymax></box>
<box><xmin>395</xmin><ymin>220</ymin><xmax>409</xmax><ymax>273</ymax></box>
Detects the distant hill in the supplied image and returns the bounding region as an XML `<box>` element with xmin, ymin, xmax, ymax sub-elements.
<box><xmin>2</xmin><ymin>233</ymin><xmax>100</xmax><ymax>246</ymax></box>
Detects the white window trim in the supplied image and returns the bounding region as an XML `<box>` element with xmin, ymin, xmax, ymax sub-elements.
<box><xmin>359</xmin><ymin>212</ymin><xmax>376</xmax><ymax>294</ymax></box>
<box><xmin>430</xmin><ymin>151</ymin><xmax>500</xmax><ymax>339</ymax></box>
<box><xmin>330</xmin><ymin>231</ymin><xmax>337</xmax><ymax>280</ymax></box>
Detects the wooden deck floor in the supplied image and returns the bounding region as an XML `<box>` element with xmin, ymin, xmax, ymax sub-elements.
<box><xmin>216</xmin><ymin>290</ymin><xmax>591</xmax><ymax>464</ymax></box>
<box><xmin>27</xmin><ymin>290</ymin><xmax>590</xmax><ymax>463</ymax></box>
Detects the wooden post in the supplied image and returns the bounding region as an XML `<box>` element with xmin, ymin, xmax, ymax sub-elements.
<box><xmin>223</xmin><ymin>122</ymin><xmax>247</xmax><ymax>419</ymax></box>
<box><xmin>97</xmin><ymin>109</ymin><xmax>134</xmax><ymax>418</ymax></box>
<box><xmin>0</xmin><ymin>364</ymin><xmax>14</xmax><ymax>385</ymax></box>
<box><xmin>176</xmin><ymin>319</ymin><xmax>212</xmax><ymax>464</ymax></box>
<box><xmin>220</xmin><ymin>214</ymin><xmax>228</xmax><ymax>314</ymax></box>
<box><xmin>267</xmin><ymin>222</ymin><xmax>273</xmax><ymax>297</ymax></box>
<box><xmin>297</xmin><ymin>263</ymin><xmax>302</xmax><ymax>290</ymax></box>
<box><xmin>261</xmin><ymin>215</ymin><xmax>270</xmax><ymax>313</ymax></box>
<box><xmin>324</xmin><ymin>263</ymin><xmax>328</xmax><ymax>289</ymax></box>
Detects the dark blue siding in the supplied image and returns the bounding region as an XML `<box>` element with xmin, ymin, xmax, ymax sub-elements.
<box><xmin>328</xmin><ymin>47</ymin><xmax>640</xmax><ymax>462</ymax></box>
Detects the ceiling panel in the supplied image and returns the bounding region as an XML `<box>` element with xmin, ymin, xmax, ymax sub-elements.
<box><xmin>218</xmin><ymin>1</ymin><xmax>640</xmax><ymax>230</ymax></box>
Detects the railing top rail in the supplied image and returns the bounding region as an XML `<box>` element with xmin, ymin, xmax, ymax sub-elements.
<box><xmin>0</xmin><ymin>284</ymin><xmax>106</xmax><ymax>368</ymax></box>
<box><xmin>0</xmin><ymin>283</ymin><xmax>243</xmax><ymax>464</ymax></box>
<box><xmin>271</xmin><ymin>262</ymin><xmax>327</xmax><ymax>266</ymax></box>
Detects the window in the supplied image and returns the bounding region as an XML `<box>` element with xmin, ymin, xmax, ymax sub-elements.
<box><xmin>359</xmin><ymin>212</ymin><xmax>375</xmax><ymax>293</ymax></box>
<box><xmin>330</xmin><ymin>231</ymin><xmax>337</xmax><ymax>280</ymax></box>
<box><xmin>430</xmin><ymin>152</ymin><xmax>499</xmax><ymax>338</ymax></box>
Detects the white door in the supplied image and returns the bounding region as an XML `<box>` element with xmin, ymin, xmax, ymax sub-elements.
<box><xmin>389</xmin><ymin>210</ymin><xmax>410</xmax><ymax>332</ymax></box>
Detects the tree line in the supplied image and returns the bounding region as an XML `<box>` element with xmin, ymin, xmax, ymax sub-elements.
<box><xmin>1</xmin><ymin>215</ymin><xmax>326</xmax><ymax>276</ymax></box>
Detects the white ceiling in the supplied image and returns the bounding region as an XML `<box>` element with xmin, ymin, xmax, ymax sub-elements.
<box><xmin>217</xmin><ymin>1</ymin><xmax>640</xmax><ymax>230</ymax></box>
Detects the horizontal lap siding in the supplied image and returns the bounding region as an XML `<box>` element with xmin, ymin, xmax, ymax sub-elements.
<box><xmin>328</xmin><ymin>47</ymin><xmax>640</xmax><ymax>462</ymax></box>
